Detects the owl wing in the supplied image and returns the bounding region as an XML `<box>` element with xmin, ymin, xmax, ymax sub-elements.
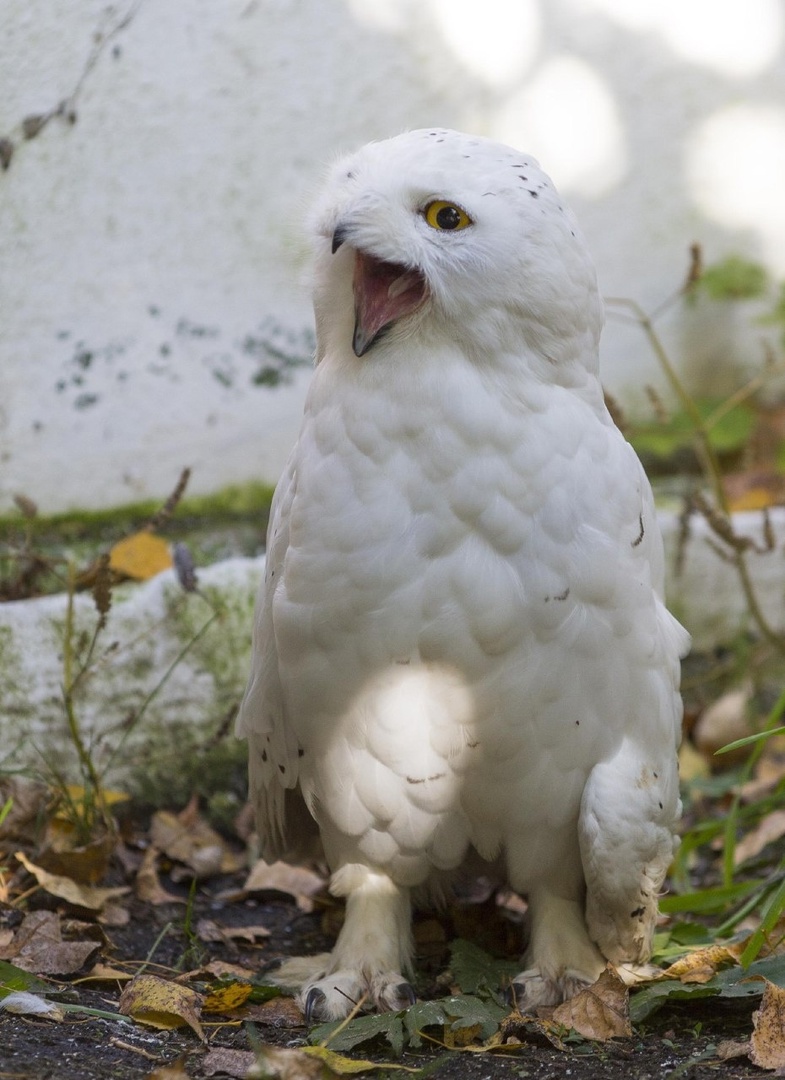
<box><xmin>236</xmin><ymin>452</ymin><xmax>318</xmax><ymax>862</ymax></box>
<box><xmin>578</xmin><ymin>458</ymin><xmax>690</xmax><ymax>963</ymax></box>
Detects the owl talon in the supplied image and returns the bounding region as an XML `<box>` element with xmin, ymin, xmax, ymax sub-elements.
<box><xmin>396</xmin><ymin>981</ymin><xmax>416</xmax><ymax>1008</ymax></box>
<box><xmin>304</xmin><ymin>987</ymin><xmax>326</xmax><ymax>1023</ymax></box>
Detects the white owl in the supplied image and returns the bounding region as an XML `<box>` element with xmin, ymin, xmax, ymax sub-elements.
<box><xmin>237</xmin><ymin>128</ymin><xmax>689</xmax><ymax>1022</ymax></box>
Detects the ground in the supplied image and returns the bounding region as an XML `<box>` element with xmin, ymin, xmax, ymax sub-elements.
<box><xmin>0</xmin><ymin>850</ymin><xmax>769</xmax><ymax>1080</ymax></box>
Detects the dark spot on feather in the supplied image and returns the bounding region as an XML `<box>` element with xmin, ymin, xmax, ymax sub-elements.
<box><xmin>406</xmin><ymin>776</ymin><xmax>425</xmax><ymax>784</ymax></box>
<box><xmin>467</xmin><ymin>740</ymin><xmax>479</xmax><ymax>748</ymax></box>
<box><xmin>554</xmin><ymin>586</ymin><xmax>570</xmax><ymax>601</ymax></box>
<box><xmin>298</xmin><ymin>748</ymin><xmax>305</xmax><ymax>757</ymax></box>
<box><xmin>630</xmin><ymin>906</ymin><xmax>645</xmax><ymax>919</ymax></box>
<box><xmin>528</xmin><ymin>190</ymin><xmax>539</xmax><ymax>198</ymax></box>
<box><xmin>279</xmin><ymin>764</ymin><xmax>286</xmax><ymax>774</ymax></box>
<box><xmin>261</xmin><ymin>750</ymin><xmax>267</xmax><ymax>762</ymax></box>
<box><xmin>575</xmin><ymin>720</ymin><xmax>580</xmax><ymax>726</ymax></box>
<box><xmin>396</xmin><ymin>658</ymin><xmax>411</xmax><ymax>665</ymax></box>
<box><xmin>518</xmin><ymin>175</ymin><xmax>528</xmax><ymax>181</ymax></box>
<box><xmin>632</xmin><ymin>512</ymin><xmax>644</xmax><ymax>547</ymax></box>
<box><xmin>659</xmin><ymin>801</ymin><xmax>663</xmax><ymax>809</ymax></box>
<box><xmin>653</xmin><ymin>771</ymin><xmax>658</xmax><ymax>778</ymax></box>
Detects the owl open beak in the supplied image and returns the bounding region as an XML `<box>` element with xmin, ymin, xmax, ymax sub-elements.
<box><xmin>350</xmin><ymin>251</ymin><xmax>428</xmax><ymax>357</ymax></box>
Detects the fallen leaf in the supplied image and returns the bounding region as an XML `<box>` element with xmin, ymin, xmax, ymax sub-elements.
<box><xmin>248</xmin><ymin>1045</ymin><xmax>325</xmax><ymax>1080</ymax></box>
<box><xmin>76</xmin><ymin>962</ymin><xmax>135</xmax><ymax>984</ymax></box>
<box><xmin>735</xmin><ymin>810</ymin><xmax>785</xmax><ymax>867</ymax></box>
<box><xmin>99</xmin><ymin>902</ymin><xmax>131</xmax><ymax>927</ymax></box>
<box><xmin>302</xmin><ymin>1045</ymin><xmax>422</xmax><ymax>1073</ymax></box>
<box><xmin>150</xmin><ymin>809</ymin><xmax>244</xmax><ymax>879</ymax></box>
<box><xmin>143</xmin><ymin>1059</ymin><xmax>192</xmax><ymax>1079</ymax></box>
<box><xmin>660</xmin><ymin>944</ymin><xmax>741</xmax><ymax>984</ymax></box>
<box><xmin>551</xmin><ymin>967</ymin><xmax>632</xmax><ymax>1041</ymax></box>
<box><xmin>750</xmin><ymin>979</ymin><xmax>785</xmax><ymax>1070</ymax></box>
<box><xmin>196</xmin><ymin>918</ymin><xmax>270</xmax><ymax>945</ymax></box>
<box><xmin>678</xmin><ymin>739</ymin><xmax>711</xmax><ymax>783</ymax></box>
<box><xmin>0</xmin><ymin>910</ymin><xmax>101</xmax><ymax>974</ymax></box>
<box><xmin>240</xmin><ymin>995</ymin><xmax>303</xmax><ymax>1027</ymax></box>
<box><xmin>716</xmin><ymin>1038</ymin><xmax>751</xmax><ymax>1060</ymax></box>
<box><xmin>693</xmin><ymin>684</ymin><xmax>753</xmax><ymax>762</ymax></box>
<box><xmin>119</xmin><ymin>974</ymin><xmax>206</xmax><ymax>1041</ymax></box>
<box><xmin>201</xmin><ymin>1048</ymin><xmax>256</xmax><ymax>1079</ymax></box>
<box><xmin>0</xmin><ymin>990</ymin><xmax>64</xmax><ymax>1020</ymax></box>
<box><xmin>14</xmin><ymin>851</ymin><xmax>129</xmax><ymax>911</ymax></box>
<box><xmin>180</xmin><ymin>960</ymin><xmax>257</xmax><ymax>981</ymax></box>
<box><xmin>135</xmin><ymin>847</ymin><xmax>184</xmax><ymax>905</ymax></box>
<box><xmin>203</xmin><ymin>981</ymin><xmax>254</xmax><ymax>1014</ymax></box>
<box><xmin>238</xmin><ymin>860</ymin><xmax>325</xmax><ymax>912</ymax></box>
<box><xmin>109</xmin><ymin>532</ymin><xmax>173</xmax><ymax>581</ymax></box>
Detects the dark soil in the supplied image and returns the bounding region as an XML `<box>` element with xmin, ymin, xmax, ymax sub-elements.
<box><xmin>0</xmin><ymin>878</ymin><xmax>763</xmax><ymax>1080</ymax></box>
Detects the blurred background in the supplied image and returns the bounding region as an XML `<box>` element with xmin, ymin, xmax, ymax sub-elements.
<box><xmin>2</xmin><ymin>0</ymin><xmax>785</xmax><ymax>515</ymax></box>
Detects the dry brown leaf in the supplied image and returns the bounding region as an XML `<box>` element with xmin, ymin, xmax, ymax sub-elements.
<box><xmin>195</xmin><ymin>918</ymin><xmax>270</xmax><ymax>946</ymax></box>
<box><xmin>241</xmin><ymin>995</ymin><xmax>304</xmax><ymax>1027</ymax></box>
<box><xmin>201</xmin><ymin>1048</ymin><xmax>256</xmax><ymax>1079</ymax></box>
<box><xmin>38</xmin><ymin>817</ymin><xmax>117</xmax><ymax>885</ymax></box>
<box><xmin>716</xmin><ymin>1038</ymin><xmax>752</xmax><ymax>1060</ymax></box>
<box><xmin>135</xmin><ymin>846</ymin><xmax>185</xmax><ymax>905</ymax></box>
<box><xmin>143</xmin><ymin>1058</ymin><xmax>192</xmax><ymax>1080</ymax></box>
<box><xmin>0</xmin><ymin>910</ymin><xmax>101</xmax><ymax>974</ymax></box>
<box><xmin>239</xmin><ymin>860</ymin><xmax>325</xmax><ymax>912</ymax></box>
<box><xmin>677</xmin><ymin>739</ymin><xmax>710</xmax><ymax>783</ymax></box>
<box><xmin>99</xmin><ymin>902</ymin><xmax>131</xmax><ymax>927</ymax></box>
<box><xmin>14</xmin><ymin>851</ymin><xmax>129</xmax><ymax>911</ymax></box>
<box><xmin>735</xmin><ymin>810</ymin><xmax>785</xmax><ymax>867</ymax></box>
<box><xmin>659</xmin><ymin>944</ymin><xmax>741</xmax><ymax>984</ymax></box>
<box><xmin>551</xmin><ymin>967</ymin><xmax>631</xmax><ymax>1041</ymax></box>
<box><xmin>180</xmin><ymin>960</ymin><xmax>257</xmax><ymax>981</ymax></box>
<box><xmin>692</xmin><ymin>684</ymin><xmax>753</xmax><ymax>761</ymax></box>
<box><xmin>750</xmin><ymin>979</ymin><xmax>785</xmax><ymax>1070</ymax></box>
<box><xmin>109</xmin><ymin>532</ymin><xmax>173</xmax><ymax>581</ymax></box>
<box><xmin>119</xmin><ymin>974</ymin><xmax>205</xmax><ymax>1042</ymax></box>
<box><xmin>76</xmin><ymin>962</ymin><xmax>135</xmax><ymax>984</ymax></box>
<box><xmin>150</xmin><ymin>809</ymin><xmax>244</xmax><ymax>879</ymax></box>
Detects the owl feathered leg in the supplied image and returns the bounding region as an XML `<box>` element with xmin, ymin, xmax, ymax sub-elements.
<box><xmin>579</xmin><ymin>736</ymin><xmax>680</xmax><ymax>964</ymax></box>
<box><xmin>509</xmin><ymin>885</ymin><xmax>606</xmax><ymax>1009</ymax></box>
<box><xmin>277</xmin><ymin>864</ymin><xmax>415</xmax><ymax>1022</ymax></box>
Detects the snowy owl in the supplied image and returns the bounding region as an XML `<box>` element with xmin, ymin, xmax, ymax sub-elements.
<box><xmin>237</xmin><ymin>128</ymin><xmax>689</xmax><ymax>1021</ymax></box>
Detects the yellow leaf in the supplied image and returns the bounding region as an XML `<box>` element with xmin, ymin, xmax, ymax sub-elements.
<box><xmin>118</xmin><ymin>974</ymin><xmax>205</xmax><ymax>1042</ymax></box>
<box><xmin>203</xmin><ymin>981</ymin><xmax>254</xmax><ymax>1014</ymax></box>
<box><xmin>109</xmin><ymin>532</ymin><xmax>172</xmax><ymax>581</ymax></box>
<box><xmin>302</xmin><ymin>1046</ymin><xmax>422</xmax><ymax>1073</ymax></box>
<box><xmin>750</xmin><ymin>979</ymin><xmax>785</xmax><ymax>1070</ymax></box>
<box><xmin>551</xmin><ymin>967</ymin><xmax>632</xmax><ymax>1041</ymax></box>
<box><xmin>660</xmin><ymin>944</ymin><xmax>741</xmax><ymax>984</ymax></box>
<box><xmin>14</xmin><ymin>851</ymin><xmax>129</xmax><ymax>911</ymax></box>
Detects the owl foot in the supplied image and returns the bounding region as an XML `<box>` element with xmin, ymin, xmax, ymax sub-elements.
<box><xmin>300</xmin><ymin>970</ymin><xmax>416</xmax><ymax>1022</ymax></box>
<box><xmin>507</xmin><ymin>968</ymin><xmax>593</xmax><ymax>1012</ymax></box>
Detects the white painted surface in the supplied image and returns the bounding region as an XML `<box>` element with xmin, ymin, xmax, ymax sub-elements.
<box><xmin>1</xmin><ymin>511</ymin><xmax>783</xmax><ymax>785</ymax></box>
<box><xmin>1</xmin><ymin>0</ymin><xmax>784</xmax><ymax>513</ymax></box>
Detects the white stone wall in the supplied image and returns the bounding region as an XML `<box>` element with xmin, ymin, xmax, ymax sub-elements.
<box><xmin>2</xmin><ymin>0</ymin><xmax>784</xmax><ymax>514</ymax></box>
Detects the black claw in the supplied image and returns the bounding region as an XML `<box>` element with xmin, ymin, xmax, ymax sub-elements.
<box><xmin>304</xmin><ymin>987</ymin><xmax>326</xmax><ymax>1023</ymax></box>
<box><xmin>397</xmin><ymin>982</ymin><xmax>417</xmax><ymax>1008</ymax></box>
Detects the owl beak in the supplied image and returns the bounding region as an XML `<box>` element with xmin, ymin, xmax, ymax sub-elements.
<box><xmin>350</xmin><ymin>251</ymin><xmax>428</xmax><ymax>357</ymax></box>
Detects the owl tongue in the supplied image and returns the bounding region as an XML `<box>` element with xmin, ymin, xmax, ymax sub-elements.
<box><xmin>352</xmin><ymin>251</ymin><xmax>428</xmax><ymax>357</ymax></box>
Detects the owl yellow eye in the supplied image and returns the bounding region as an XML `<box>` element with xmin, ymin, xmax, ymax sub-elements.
<box><xmin>424</xmin><ymin>201</ymin><xmax>473</xmax><ymax>232</ymax></box>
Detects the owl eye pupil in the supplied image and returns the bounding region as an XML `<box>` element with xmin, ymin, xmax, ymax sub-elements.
<box><xmin>436</xmin><ymin>205</ymin><xmax>462</xmax><ymax>229</ymax></box>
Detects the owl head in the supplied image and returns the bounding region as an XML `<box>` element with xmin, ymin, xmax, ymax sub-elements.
<box><xmin>309</xmin><ymin>129</ymin><xmax>603</xmax><ymax>370</ymax></box>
